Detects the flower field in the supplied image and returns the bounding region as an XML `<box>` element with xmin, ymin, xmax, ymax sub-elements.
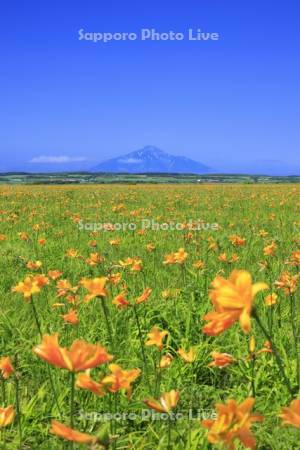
<box><xmin>0</xmin><ymin>183</ymin><xmax>299</xmax><ymax>449</ymax></box>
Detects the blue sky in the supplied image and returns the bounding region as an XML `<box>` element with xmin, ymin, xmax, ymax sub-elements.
<box><xmin>1</xmin><ymin>0</ymin><xmax>300</xmax><ymax>173</ymax></box>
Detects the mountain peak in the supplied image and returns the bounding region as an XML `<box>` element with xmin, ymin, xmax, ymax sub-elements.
<box><xmin>91</xmin><ymin>146</ymin><xmax>211</xmax><ymax>174</ymax></box>
<box><xmin>138</xmin><ymin>145</ymin><xmax>164</xmax><ymax>154</ymax></box>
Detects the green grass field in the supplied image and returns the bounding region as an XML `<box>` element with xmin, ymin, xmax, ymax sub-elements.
<box><xmin>0</xmin><ymin>184</ymin><xmax>299</xmax><ymax>449</ymax></box>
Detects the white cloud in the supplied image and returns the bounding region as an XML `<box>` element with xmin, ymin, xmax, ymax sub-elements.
<box><xmin>30</xmin><ymin>155</ymin><xmax>87</xmax><ymax>164</ymax></box>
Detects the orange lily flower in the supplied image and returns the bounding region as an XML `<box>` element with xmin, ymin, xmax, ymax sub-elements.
<box><xmin>177</xmin><ymin>347</ymin><xmax>197</xmax><ymax>363</ymax></box>
<box><xmin>289</xmin><ymin>250</ymin><xmax>300</xmax><ymax>266</ymax></box>
<box><xmin>146</xmin><ymin>243</ymin><xmax>156</xmax><ymax>252</ymax></box>
<box><xmin>101</xmin><ymin>364</ymin><xmax>141</xmax><ymax>396</ymax></box>
<box><xmin>263</xmin><ymin>242</ymin><xmax>277</xmax><ymax>256</ymax></box>
<box><xmin>145</xmin><ymin>326</ymin><xmax>168</xmax><ymax>350</ymax></box>
<box><xmin>208</xmin><ymin>352</ymin><xmax>235</xmax><ymax>368</ymax></box>
<box><xmin>203</xmin><ymin>270</ymin><xmax>268</xmax><ymax>336</ymax></box>
<box><xmin>231</xmin><ymin>254</ymin><xmax>239</xmax><ymax>263</ymax></box>
<box><xmin>202</xmin><ymin>398</ymin><xmax>263</xmax><ymax>449</ymax></box>
<box><xmin>163</xmin><ymin>253</ymin><xmax>177</xmax><ymax>265</ymax></box>
<box><xmin>85</xmin><ymin>252</ymin><xmax>103</xmax><ymax>266</ymax></box>
<box><xmin>136</xmin><ymin>287</ymin><xmax>152</xmax><ymax>305</ymax></box>
<box><xmin>26</xmin><ymin>260</ymin><xmax>42</xmax><ymax>270</ymax></box>
<box><xmin>257</xmin><ymin>341</ymin><xmax>272</xmax><ymax>355</ymax></box>
<box><xmin>33</xmin><ymin>334</ymin><xmax>113</xmax><ymax>372</ymax></box>
<box><xmin>119</xmin><ymin>257</ymin><xmax>135</xmax><ymax>267</ymax></box>
<box><xmin>275</xmin><ymin>271</ymin><xmax>299</xmax><ymax>295</ymax></box>
<box><xmin>0</xmin><ymin>357</ymin><xmax>14</xmax><ymax>379</ymax></box>
<box><xmin>229</xmin><ymin>235</ymin><xmax>246</xmax><ymax>247</ymax></box>
<box><xmin>159</xmin><ymin>354</ymin><xmax>173</xmax><ymax>369</ymax></box>
<box><xmin>61</xmin><ymin>309</ymin><xmax>79</xmax><ymax>325</ymax></box>
<box><xmin>218</xmin><ymin>253</ymin><xmax>228</xmax><ymax>262</ymax></box>
<box><xmin>56</xmin><ymin>279</ymin><xmax>77</xmax><ymax>296</ymax></box>
<box><xmin>265</xmin><ymin>293</ymin><xmax>278</xmax><ymax>306</ymax></box>
<box><xmin>12</xmin><ymin>276</ymin><xmax>41</xmax><ymax>299</ymax></box>
<box><xmin>65</xmin><ymin>249</ymin><xmax>79</xmax><ymax>258</ymax></box>
<box><xmin>131</xmin><ymin>259</ymin><xmax>142</xmax><ymax>272</ymax></box>
<box><xmin>112</xmin><ymin>293</ymin><xmax>130</xmax><ymax>309</ymax></box>
<box><xmin>144</xmin><ymin>390</ymin><xmax>180</xmax><ymax>413</ymax></box>
<box><xmin>193</xmin><ymin>260</ymin><xmax>205</xmax><ymax>270</ymax></box>
<box><xmin>48</xmin><ymin>270</ymin><xmax>63</xmax><ymax>280</ymax></box>
<box><xmin>174</xmin><ymin>248</ymin><xmax>188</xmax><ymax>264</ymax></box>
<box><xmin>76</xmin><ymin>373</ymin><xmax>105</xmax><ymax>397</ymax></box>
<box><xmin>0</xmin><ymin>405</ymin><xmax>15</xmax><ymax>427</ymax></box>
<box><xmin>107</xmin><ymin>272</ymin><xmax>122</xmax><ymax>285</ymax></box>
<box><xmin>50</xmin><ymin>420</ymin><xmax>98</xmax><ymax>444</ymax></box>
<box><xmin>279</xmin><ymin>399</ymin><xmax>300</xmax><ymax>428</ymax></box>
<box><xmin>163</xmin><ymin>248</ymin><xmax>187</xmax><ymax>265</ymax></box>
<box><xmin>161</xmin><ymin>288</ymin><xmax>181</xmax><ymax>300</ymax></box>
<box><xmin>18</xmin><ymin>232</ymin><xmax>29</xmax><ymax>241</ymax></box>
<box><xmin>81</xmin><ymin>277</ymin><xmax>107</xmax><ymax>301</ymax></box>
<box><xmin>109</xmin><ymin>238</ymin><xmax>121</xmax><ymax>246</ymax></box>
<box><xmin>33</xmin><ymin>274</ymin><xmax>49</xmax><ymax>288</ymax></box>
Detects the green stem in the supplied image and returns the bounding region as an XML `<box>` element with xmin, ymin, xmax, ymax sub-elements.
<box><xmin>1</xmin><ymin>379</ymin><xmax>6</xmax><ymax>404</ymax></box>
<box><xmin>14</xmin><ymin>367</ymin><xmax>22</xmax><ymax>450</ymax></box>
<box><xmin>30</xmin><ymin>297</ymin><xmax>42</xmax><ymax>337</ymax></box>
<box><xmin>100</xmin><ymin>297</ymin><xmax>114</xmax><ymax>352</ymax></box>
<box><xmin>155</xmin><ymin>352</ymin><xmax>162</xmax><ymax>397</ymax></box>
<box><xmin>251</xmin><ymin>357</ymin><xmax>256</xmax><ymax>397</ymax></box>
<box><xmin>289</xmin><ymin>294</ymin><xmax>300</xmax><ymax>391</ymax></box>
<box><xmin>253</xmin><ymin>309</ymin><xmax>293</xmax><ymax>397</ymax></box>
<box><xmin>167</xmin><ymin>415</ymin><xmax>172</xmax><ymax>450</ymax></box>
<box><xmin>70</xmin><ymin>372</ymin><xmax>75</xmax><ymax>450</ymax></box>
<box><xmin>133</xmin><ymin>305</ymin><xmax>149</xmax><ymax>380</ymax></box>
<box><xmin>30</xmin><ymin>297</ymin><xmax>62</xmax><ymax>415</ymax></box>
<box><xmin>1</xmin><ymin>428</ymin><xmax>6</xmax><ymax>450</ymax></box>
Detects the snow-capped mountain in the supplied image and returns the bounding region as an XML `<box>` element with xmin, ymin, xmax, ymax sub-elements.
<box><xmin>91</xmin><ymin>146</ymin><xmax>212</xmax><ymax>174</ymax></box>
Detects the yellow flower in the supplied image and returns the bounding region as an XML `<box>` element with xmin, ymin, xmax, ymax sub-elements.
<box><xmin>144</xmin><ymin>390</ymin><xmax>180</xmax><ymax>413</ymax></box>
<box><xmin>109</xmin><ymin>238</ymin><xmax>121</xmax><ymax>246</ymax></box>
<box><xmin>275</xmin><ymin>272</ymin><xmax>298</xmax><ymax>295</ymax></box>
<box><xmin>81</xmin><ymin>277</ymin><xmax>107</xmax><ymax>301</ymax></box>
<box><xmin>101</xmin><ymin>364</ymin><xmax>140</xmax><ymax>397</ymax></box>
<box><xmin>193</xmin><ymin>260</ymin><xmax>205</xmax><ymax>270</ymax></box>
<box><xmin>202</xmin><ymin>398</ymin><xmax>263</xmax><ymax>449</ymax></box>
<box><xmin>145</xmin><ymin>326</ymin><xmax>168</xmax><ymax>350</ymax></box>
<box><xmin>85</xmin><ymin>252</ymin><xmax>103</xmax><ymax>266</ymax></box>
<box><xmin>26</xmin><ymin>260</ymin><xmax>42</xmax><ymax>270</ymax></box>
<box><xmin>177</xmin><ymin>347</ymin><xmax>196</xmax><ymax>363</ymax></box>
<box><xmin>12</xmin><ymin>276</ymin><xmax>41</xmax><ymax>299</ymax></box>
<box><xmin>0</xmin><ymin>405</ymin><xmax>15</xmax><ymax>427</ymax></box>
<box><xmin>65</xmin><ymin>248</ymin><xmax>79</xmax><ymax>258</ymax></box>
<box><xmin>229</xmin><ymin>235</ymin><xmax>246</xmax><ymax>246</ymax></box>
<box><xmin>203</xmin><ymin>270</ymin><xmax>268</xmax><ymax>336</ymax></box>
<box><xmin>108</xmin><ymin>272</ymin><xmax>122</xmax><ymax>285</ymax></box>
<box><xmin>265</xmin><ymin>293</ymin><xmax>278</xmax><ymax>306</ymax></box>
<box><xmin>163</xmin><ymin>248</ymin><xmax>187</xmax><ymax>265</ymax></box>
<box><xmin>159</xmin><ymin>354</ymin><xmax>173</xmax><ymax>369</ymax></box>
<box><xmin>263</xmin><ymin>242</ymin><xmax>277</xmax><ymax>256</ymax></box>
